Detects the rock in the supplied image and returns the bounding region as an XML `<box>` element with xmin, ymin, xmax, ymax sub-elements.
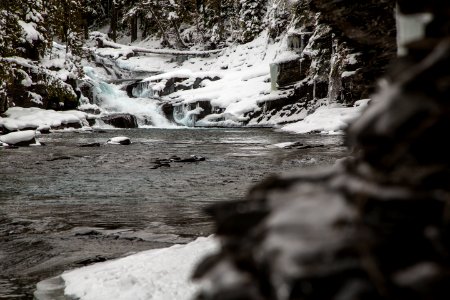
<box><xmin>270</xmin><ymin>56</ymin><xmax>304</xmax><ymax>90</ymax></box>
<box><xmin>177</xmin><ymin>155</ymin><xmax>206</xmax><ymax>162</ymax></box>
<box><xmin>282</xmin><ymin>141</ymin><xmax>304</xmax><ymax>149</ymax></box>
<box><xmin>170</xmin><ymin>155</ymin><xmax>181</xmax><ymax>161</ymax></box>
<box><xmin>47</xmin><ymin>156</ymin><xmax>71</xmax><ymax>162</ymax></box>
<box><xmin>0</xmin><ymin>130</ymin><xmax>38</xmax><ymax>146</ymax></box>
<box><xmin>295</xmin><ymin>144</ymin><xmax>325</xmax><ymax>150</ymax></box>
<box><xmin>150</xmin><ymin>163</ymin><xmax>171</xmax><ymax>169</ymax></box>
<box><xmin>37</xmin><ymin>126</ymin><xmax>51</xmax><ymax>134</ymax></box>
<box><xmin>101</xmin><ymin>114</ymin><xmax>138</xmax><ymax>128</ymax></box>
<box><xmin>193</xmin><ymin>3</ymin><xmax>450</xmax><ymax>300</ymax></box>
<box><xmin>79</xmin><ymin>143</ymin><xmax>101</xmax><ymax>148</ymax></box>
<box><xmin>51</xmin><ymin>121</ymin><xmax>82</xmax><ymax>130</ymax></box>
<box><xmin>86</xmin><ymin>116</ymin><xmax>97</xmax><ymax>127</ymax></box>
<box><xmin>194</xmin><ymin>156</ymin><xmax>206</xmax><ymax>161</ymax></box>
<box><xmin>130</xmin><ymin>74</ymin><xmax>221</xmax><ymax>98</ymax></box>
<box><xmin>107</xmin><ymin>137</ymin><xmax>131</xmax><ymax>145</ymax></box>
<box><xmin>150</xmin><ymin>155</ymin><xmax>206</xmax><ymax>168</ymax></box>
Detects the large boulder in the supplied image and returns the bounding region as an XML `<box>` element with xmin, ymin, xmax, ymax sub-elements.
<box><xmin>101</xmin><ymin>113</ymin><xmax>138</xmax><ymax>128</ymax></box>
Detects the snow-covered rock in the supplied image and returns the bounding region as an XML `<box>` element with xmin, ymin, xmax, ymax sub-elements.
<box><xmin>0</xmin><ymin>107</ymin><xmax>92</xmax><ymax>132</ymax></box>
<box><xmin>0</xmin><ymin>130</ymin><xmax>39</xmax><ymax>146</ymax></box>
<box><xmin>107</xmin><ymin>136</ymin><xmax>131</xmax><ymax>145</ymax></box>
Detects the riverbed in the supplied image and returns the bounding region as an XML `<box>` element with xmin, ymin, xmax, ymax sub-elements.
<box><xmin>0</xmin><ymin>128</ymin><xmax>347</xmax><ymax>298</ymax></box>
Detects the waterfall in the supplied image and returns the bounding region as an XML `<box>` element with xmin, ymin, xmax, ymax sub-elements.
<box><xmin>84</xmin><ymin>67</ymin><xmax>174</xmax><ymax>128</ymax></box>
<box><xmin>173</xmin><ymin>103</ymin><xmax>204</xmax><ymax>127</ymax></box>
<box><xmin>132</xmin><ymin>81</ymin><xmax>155</xmax><ymax>98</ymax></box>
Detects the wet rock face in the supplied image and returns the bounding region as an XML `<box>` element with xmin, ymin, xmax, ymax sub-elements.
<box><xmin>193</xmin><ymin>3</ymin><xmax>450</xmax><ymax>300</ymax></box>
<box><xmin>129</xmin><ymin>75</ymin><xmax>221</xmax><ymax>98</ymax></box>
<box><xmin>101</xmin><ymin>113</ymin><xmax>138</xmax><ymax>128</ymax></box>
<box><xmin>290</xmin><ymin>0</ymin><xmax>396</xmax><ymax>106</ymax></box>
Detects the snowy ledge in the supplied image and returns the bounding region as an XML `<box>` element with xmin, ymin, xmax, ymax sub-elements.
<box><xmin>34</xmin><ymin>236</ymin><xmax>218</xmax><ymax>300</ymax></box>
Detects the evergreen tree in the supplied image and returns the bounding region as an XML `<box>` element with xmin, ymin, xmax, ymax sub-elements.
<box><xmin>267</xmin><ymin>0</ymin><xmax>292</xmax><ymax>39</ymax></box>
<box><xmin>0</xmin><ymin>0</ymin><xmax>48</xmax><ymax>59</ymax></box>
<box><xmin>239</xmin><ymin>0</ymin><xmax>267</xmax><ymax>43</ymax></box>
<box><xmin>0</xmin><ymin>0</ymin><xmax>85</xmax><ymax>112</ymax></box>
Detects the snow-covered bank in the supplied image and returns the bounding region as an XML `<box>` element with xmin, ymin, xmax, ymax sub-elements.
<box><xmin>92</xmin><ymin>32</ymin><xmax>290</xmax><ymax>126</ymax></box>
<box><xmin>281</xmin><ymin>99</ymin><xmax>370</xmax><ymax>134</ymax></box>
<box><xmin>89</xmin><ymin>31</ymin><xmax>372</xmax><ymax>129</ymax></box>
<box><xmin>0</xmin><ymin>107</ymin><xmax>93</xmax><ymax>132</ymax></box>
<box><xmin>36</xmin><ymin>236</ymin><xmax>218</xmax><ymax>300</ymax></box>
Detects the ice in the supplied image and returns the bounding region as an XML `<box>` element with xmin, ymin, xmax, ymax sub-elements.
<box><xmin>173</xmin><ymin>104</ymin><xmax>204</xmax><ymax>127</ymax></box>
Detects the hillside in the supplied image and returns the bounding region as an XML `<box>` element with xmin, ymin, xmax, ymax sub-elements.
<box><xmin>0</xmin><ymin>0</ymin><xmax>396</xmax><ymax>132</ymax></box>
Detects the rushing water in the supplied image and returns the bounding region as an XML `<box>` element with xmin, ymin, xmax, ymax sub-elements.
<box><xmin>0</xmin><ymin>128</ymin><xmax>347</xmax><ymax>299</ymax></box>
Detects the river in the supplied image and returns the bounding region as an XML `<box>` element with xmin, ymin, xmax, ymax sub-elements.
<box><xmin>0</xmin><ymin>128</ymin><xmax>346</xmax><ymax>299</ymax></box>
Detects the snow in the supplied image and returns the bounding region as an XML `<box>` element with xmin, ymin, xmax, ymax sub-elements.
<box><xmin>61</xmin><ymin>236</ymin><xmax>218</xmax><ymax>300</ymax></box>
<box><xmin>142</xmin><ymin>69</ymin><xmax>221</xmax><ymax>83</ymax></box>
<box><xmin>107</xmin><ymin>136</ymin><xmax>131</xmax><ymax>145</ymax></box>
<box><xmin>341</xmin><ymin>71</ymin><xmax>357</xmax><ymax>78</ymax></box>
<box><xmin>18</xmin><ymin>69</ymin><xmax>32</xmax><ymax>87</ymax></box>
<box><xmin>84</xmin><ymin>30</ymin><xmax>373</xmax><ymax>129</ymax></box>
<box><xmin>95</xmin><ymin>31</ymin><xmax>286</xmax><ymax>122</ymax></box>
<box><xmin>272</xmin><ymin>51</ymin><xmax>300</xmax><ymax>64</ymax></box>
<box><xmin>28</xmin><ymin>91</ymin><xmax>43</xmax><ymax>105</ymax></box>
<box><xmin>273</xmin><ymin>142</ymin><xmax>297</xmax><ymax>148</ymax></box>
<box><xmin>281</xmin><ymin>100</ymin><xmax>370</xmax><ymax>134</ymax></box>
<box><xmin>345</xmin><ymin>53</ymin><xmax>360</xmax><ymax>65</ymax></box>
<box><xmin>18</xmin><ymin>20</ymin><xmax>42</xmax><ymax>44</ymax></box>
<box><xmin>0</xmin><ymin>107</ymin><xmax>90</xmax><ymax>131</ymax></box>
<box><xmin>0</xmin><ymin>130</ymin><xmax>37</xmax><ymax>145</ymax></box>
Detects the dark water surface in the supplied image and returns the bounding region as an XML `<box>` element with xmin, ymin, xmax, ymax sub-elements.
<box><xmin>0</xmin><ymin>128</ymin><xmax>346</xmax><ymax>299</ymax></box>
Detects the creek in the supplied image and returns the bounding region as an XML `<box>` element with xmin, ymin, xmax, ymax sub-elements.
<box><xmin>0</xmin><ymin>127</ymin><xmax>346</xmax><ymax>298</ymax></box>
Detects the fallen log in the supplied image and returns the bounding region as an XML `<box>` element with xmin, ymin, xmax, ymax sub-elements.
<box><xmin>96</xmin><ymin>38</ymin><xmax>225</xmax><ymax>56</ymax></box>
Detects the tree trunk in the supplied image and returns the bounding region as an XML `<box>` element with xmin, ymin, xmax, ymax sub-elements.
<box><xmin>110</xmin><ymin>2</ymin><xmax>117</xmax><ymax>42</ymax></box>
<box><xmin>146</xmin><ymin>4</ymin><xmax>172</xmax><ymax>48</ymax></box>
<box><xmin>171</xmin><ymin>20</ymin><xmax>188</xmax><ymax>49</ymax></box>
<box><xmin>131</xmin><ymin>15</ymin><xmax>138</xmax><ymax>43</ymax></box>
<box><xmin>83</xmin><ymin>16</ymin><xmax>89</xmax><ymax>40</ymax></box>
